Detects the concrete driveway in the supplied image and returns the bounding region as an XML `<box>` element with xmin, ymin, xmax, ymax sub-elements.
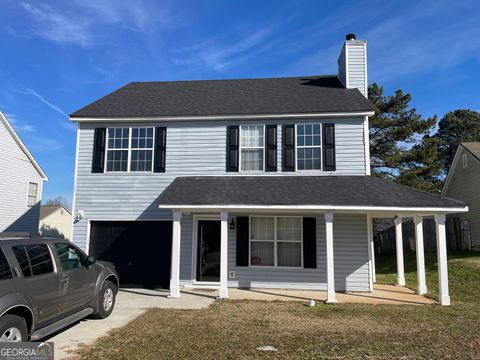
<box><xmin>47</xmin><ymin>289</ymin><xmax>215</xmax><ymax>359</ymax></box>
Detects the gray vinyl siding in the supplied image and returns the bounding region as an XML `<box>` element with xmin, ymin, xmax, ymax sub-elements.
<box><xmin>73</xmin><ymin>117</ymin><xmax>367</xmax><ymax>251</ymax></box>
<box><xmin>0</xmin><ymin>119</ymin><xmax>43</xmax><ymax>233</ymax></box>
<box><xmin>346</xmin><ymin>42</ymin><xmax>367</xmax><ymax>97</ymax></box>
<box><xmin>178</xmin><ymin>213</ymin><xmax>369</xmax><ymax>292</ymax></box>
<box><xmin>443</xmin><ymin>148</ymin><xmax>480</xmax><ymax>249</ymax></box>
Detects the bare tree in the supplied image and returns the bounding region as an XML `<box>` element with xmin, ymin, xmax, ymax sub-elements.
<box><xmin>44</xmin><ymin>196</ymin><xmax>71</xmax><ymax>211</ymax></box>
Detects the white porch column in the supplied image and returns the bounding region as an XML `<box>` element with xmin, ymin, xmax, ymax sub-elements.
<box><xmin>367</xmin><ymin>214</ymin><xmax>375</xmax><ymax>291</ymax></box>
<box><xmin>169</xmin><ymin>211</ymin><xmax>182</xmax><ymax>298</ymax></box>
<box><xmin>435</xmin><ymin>214</ymin><xmax>450</xmax><ymax>306</ymax></box>
<box><xmin>219</xmin><ymin>211</ymin><xmax>229</xmax><ymax>299</ymax></box>
<box><xmin>414</xmin><ymin>215</ymin><xmax>427</xmax><ymax>295</ymax></box>
<box><xmin>394</xmin><ymin>217</ymin><xmax>405</xmax><ymax>286</ymax></box>
<box><xmin>325</xmin><ymin>212</ymin><xmax>336</xmax><ymax>303</ymax></box>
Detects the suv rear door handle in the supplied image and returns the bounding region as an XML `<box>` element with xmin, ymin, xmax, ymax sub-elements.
<box><xmin>61</xmin><ymin>276</ymin><xmax>69</xmax><ymax>283</ymax></box>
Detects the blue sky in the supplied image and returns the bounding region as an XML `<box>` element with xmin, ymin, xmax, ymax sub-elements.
<box><xmin>0</xmin><ymin>0</ymin><xmax>479</xmax><ymax>204</ymax></box>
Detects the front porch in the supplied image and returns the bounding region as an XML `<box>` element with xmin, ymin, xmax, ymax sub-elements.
<box><xmin>186</xmin><ymin>284</ymin><xmax>434</xmax><ymax>305</ymax></box>
<box><xmin>159</xmin><ymin>176</ymin><xmax>468</xmax><ymax>306</ymax></box>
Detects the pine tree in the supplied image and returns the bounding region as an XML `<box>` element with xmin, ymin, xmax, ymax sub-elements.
<box><xmin>368</xmin><ymin>83</ymin><xmax>443</xmax><ymax>192</ymax></box>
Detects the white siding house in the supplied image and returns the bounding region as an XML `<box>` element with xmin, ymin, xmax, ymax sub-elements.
<box><xmin>0</xmin><ymin>111</ymin><xmax>48</xmax><ymax>234</ymax></box>
<box><xmin>70</xmin><ymin>34</ymin><xmax>466</xmax><ymax>305</ymax></box>
<box><xmin>39</xmin><ymin>205</ymin><xmax>72</xmax><ymax>240</ymax></box>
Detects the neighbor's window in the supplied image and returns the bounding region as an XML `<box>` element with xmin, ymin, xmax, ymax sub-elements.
<box><xmin>240</xmin><ymin>125</ymin><xmax>264</xmax><ymax>171</ymax></box>
<box><xmin>296</xmin><ymin>124</ymin><xmax>321</xmax><ymax>170</ymax></box>
<box><xmin>250</xmin><ymin>216</ymin><xmax>302</xmax><ymax>267</ymax></box>
<box><xmin>27</xmin><ymin>182</ymin><xmax>39</xmax><ymax>207</ymax></box>
<box><xmin>106</xmin><ymin>127</ymin><xmax>154</xmax><ymax>172</ymax></box>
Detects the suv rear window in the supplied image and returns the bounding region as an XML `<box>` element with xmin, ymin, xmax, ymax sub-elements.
<box><xmin>0</xmin><ymin>249</ymin><xmax>12</xmax><ymax>281</ymax></box>
<box><xmin>13</xmin><ymin>244</ymin><xmax>54</xmax><ymax>277</ymax></box>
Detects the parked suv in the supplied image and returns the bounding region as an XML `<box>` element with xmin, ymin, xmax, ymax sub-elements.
<box><xmin>0</xmin><ymin>237</ymin><xmax>119</xmax><ymax>342</ymax></box>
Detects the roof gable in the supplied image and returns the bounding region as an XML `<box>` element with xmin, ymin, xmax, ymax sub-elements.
<box><xmin>0</xmin><ymin>111</ymin><xmax>47</xmax><ymax>180</ymax></box>
<box><xmin>442</xmin><ymin>142</ymin><xmax>480</xmax><ymax>196</ymax></box>
<box><xmin>40</xmin><ymin>205</ymin><xmax>71</xmax><ymax>220</ymax></box>
<box><xmin>70</xmin><ymin>75</ymin><xmax>373</xmax><ymax>119</ymax></box>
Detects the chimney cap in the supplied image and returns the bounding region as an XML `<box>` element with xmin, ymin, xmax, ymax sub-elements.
<box><xmin>346</xmin><ymin>33</ymin><xmax>356</xmax><ymax>41</ymax></box>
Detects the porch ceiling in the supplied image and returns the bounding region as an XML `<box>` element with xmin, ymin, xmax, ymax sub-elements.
<box><xmin>158</xmin><ymin>176</ymin><xmax>467</xmax><ymax>215</ymax></box>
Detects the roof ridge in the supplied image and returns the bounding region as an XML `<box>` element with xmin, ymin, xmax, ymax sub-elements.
<box><xmin>130</xmin><ymin>75</ymin><xmax>339</xmax><ymax>85</ymax></box>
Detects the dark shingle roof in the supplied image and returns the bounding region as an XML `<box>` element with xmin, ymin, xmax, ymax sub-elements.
<box><xmin>70</xmin><ymin>76</ymin><xmax>372</xmax><ymax>118</ymax></box>
<box><xmin>461</xmin><ymin>142</ymin><xmax>480</xmax><ymax>161</ymax></box>
<box><xmin>158</xmin><ymin>176</ymin><xmax>465</xmax><ymax>209</ymax></box>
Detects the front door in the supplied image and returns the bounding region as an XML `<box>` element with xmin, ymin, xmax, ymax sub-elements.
<box><xmin>196</xmin><ymin>220</ymin><xmax>221</xmax><ymax>282</ymax></box>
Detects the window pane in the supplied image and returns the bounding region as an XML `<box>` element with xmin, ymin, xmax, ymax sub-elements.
<box><xmin>277</xmin><ymin>217</ymin><xmax>301</xmax><ymax>241</ymax></box>
<box><xmin>13</xmin><ymin>246</ymin><xmax>32</xmax><ymax>277</ymax></box>
<box><xmin>130</xmin><ymin>150</ymin><xmax>153</xmax><ymax>172</ymax></box>
<box><xmin>251</xmin><ymin>241</ymin><xmax>274</xmax><ymax>266</ymax></box>
<box><xmin>108</xmin><ymin>128</ymin><xmax>129</xmax><ymax>149</ymax></box>
<box><xmin>131</xmin><ymin>127</ymin><xmax>154</xmax><ymax>149</ymax></box>
<box><xmin>26</xmin><ymin>245</ymin><xmax>54</xmax><ymax>276</ymax></box>
<box><xmin>241</xmin><ymin>149</ymin><xmax>263</xmax><ymax>171</ymax></box>
<box><xmin>250</xmin><ymin>217</ymin><xmax>274</xmax><ymax>240</ymax></box>
<box><xmin>0</xmin><ymin>250</ymin><xmax>12</xmax><ymax>281</ymax></box>
<box><xmin>54</xmin><ymin>243</ymin><xmax>84</xmax><ymax>271</ymax></box>
<box><xmin>277</xmin><ymin>242</ymin><xmax>301</xmax><ymax>267</ymax></box>
<box><xmin>240</xmin><ymin>125</ymin><xmax>264</xmax><ymax>147</ymax></box>
<box><xmin>106</xmin><ymin>150</ymin><xmax>128</xmax><ymax>172</ymax></box>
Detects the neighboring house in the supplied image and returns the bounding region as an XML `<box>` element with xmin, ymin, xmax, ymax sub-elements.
<box><xmin>0</xmin><ymin>111</ymin><xmax>48</xmax><ymax>235</ymax></box>
<box><xmin>39</xmin><ymin>205</ymin><xmax>72</xmax><ymax>240</ymax></box>
<box><xmin>442</xmin><ymin>142</ymin><xmax>480</xmax><ymax>250</ymax></box>
<box><xmin>70</xmin><ymin>34</ymin><xmax>467</xmax><ymax>305</ymax></box>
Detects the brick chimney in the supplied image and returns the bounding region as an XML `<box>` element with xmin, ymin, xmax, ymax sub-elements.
<box><xmin>338</xmin><ymin>33</ymin><xmax>368</xmax><ymax>98</ymax></box>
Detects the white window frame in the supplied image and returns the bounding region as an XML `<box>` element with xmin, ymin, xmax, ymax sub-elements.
<box><xmin>27</xmin><ymin>181</ymin><xmax>39</xmax><ymax>207</ymax></box>
<box><xmin>295</xmin><ymin>123</ymin><xmax>322</xmax><ymax>171</ymax></box>
<box><xmin>104</xmin><ymin>127</ymin><xmax>155</xmax><ymax>173</ymax></box>
<box><xmin>248</xmin><ymin>215</ymin><xmax>303</xmax><ymax>268</ymax></box>
<box><xmin>462</xmin><ymin>153</ymin><xmax>468</xmax><ymax>169</ymax></box>
<box><xmin>239</xmin><ymin>124</ymin><xmax>265</xmax><ymax>172</ymax></box>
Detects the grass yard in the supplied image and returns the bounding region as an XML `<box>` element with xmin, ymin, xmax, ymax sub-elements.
<box><xmin>77</xmin><ymin>251</ymin><xmax>480</xmax><ymax>359</ymax></box>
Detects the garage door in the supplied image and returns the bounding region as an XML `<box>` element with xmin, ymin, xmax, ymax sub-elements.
<box><xmin>89</xmin><ymin>221</ymin><xmax>172</xmax><ymax>288</ymax></box>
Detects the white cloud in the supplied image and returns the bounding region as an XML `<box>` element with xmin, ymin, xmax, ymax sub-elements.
<box><xmin>21</xmin><ymin>2</ymin><xmax>93</xmax><ymax>46</ymax></box>
<box><xmin>4</xmin><ymin>112</ymin><xmax>36</xmax><ymax>132</ymax></box>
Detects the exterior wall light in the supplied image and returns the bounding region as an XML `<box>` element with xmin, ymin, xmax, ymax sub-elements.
<box><xmin>229</xmin><ymin>218</ymin><xmax>236</xmax><ymax>230</ymax></box>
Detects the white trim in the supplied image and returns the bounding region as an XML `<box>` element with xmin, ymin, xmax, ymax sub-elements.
<box><xmin>219</xmin><ymin>211</ymin><xmax>229</xmax><ymax>298</ymax></box>
<box><xmin>85</xmin><ymin>220</ymin><xmax>92</xmax><ymax>255</ymax></box>
<box><xmin>169</xmin><ymin>211</ymin><xmax>182</xmax><ymax>298</ymax></box>
<box><xmin>70</xmin><ymin>111</ymin><xmax>375</xmax><ymax>123</ymax></box>
<box><xmin>295</xmin><ymin>123</ymin><xmax>322</xmax><ymax>171</ymax></box>
<box><xmin>414</xmin><ymin>215</ymin><xmax>427</xmax><ymax>295</ymax></box>
<box><xmin>104</xmin><ymin>126</ymin><xmax>155</xmax><ymax>173</ymax></box>
<box><xmin>71</xmin><ymin>126</ymin><xmax>80</xmax><ymax>242</ymax></box>
<box><xmin>248</xmin><ymin>215</ymin><xmax>303</xmax><ymax>268</ymax></box>
<box><xmin>435</xmin><ymin>214</ymin><xmax>450</xmax><ymax>306</ymax></box>
<box><xmin>191</xmin><ymin>214</ymin><xmax>221</xmax><ymax>284</ymax></box>
<box><xmin>363</xmin><ymin>41</ymin><xmax>368</xmax><ymax>98</ymax></box>
<box><xmin>162</xmin><ymin>204</ymin><xmax>468</xmax><ymax>214</ymax></box>
<box><xmin>363</xmin><ymin>116</ymin><xmax>371</xmax><ymax>175</ymax></box>
<box><xmin>366</xmin><ymin>213</ymin><xmax>374</xmax><ymax>291</ymax></box>
<box><xmin>0</xmin><ymin>111</ymin><xmax>48</xmax><ymax>180</ymax></box>
<box><xmin>239</xmin><ymin>124</ymin><xmax>265</xmax><ymax>172</ymax></box>
<box><xmin>325</xmin><ymin>212</ymin><xmax>336</xmax><ymax>303</ymax></box>
<box><xmin>26</xmin><ymin>181</ymin><xmax>39</xmax><ymax>208</ymax></box>
<box><xmin>345</xmin><ymin>42</ymin><xmax>349</xmax><ymax>89</ymax></box>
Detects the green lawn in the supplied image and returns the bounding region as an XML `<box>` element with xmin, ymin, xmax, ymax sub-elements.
<box><xmin>77</xmin><ymin>251</ymin><xmax>480</xmax><ymax>359</ymax></box>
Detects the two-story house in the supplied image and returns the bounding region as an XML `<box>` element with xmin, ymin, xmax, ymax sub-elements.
<box><xmin>70</xmin><ymin>34</ymin><xmax>466</xmax><ymax>305</ymax></box>
<box><xmin>0</xmin><ymin>111</ymin><xmax>48</xmax><ymax>235</ymax></box>
<box><xmin>442</xmin><ymin>142</ymin><xmax>480</xmax><ymax>250</ymax></box>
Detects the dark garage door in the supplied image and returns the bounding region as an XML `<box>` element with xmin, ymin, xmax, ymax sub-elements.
<box><xmin>89</xmin><ymin>221</ymin><xmax>172</xmax><ymax>288</ymax></box>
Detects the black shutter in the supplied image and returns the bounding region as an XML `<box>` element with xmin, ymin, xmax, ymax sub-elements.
<box><xmin>154</xmin><ymin>127</ymin><xmax>167</xmax><ymax>173</ymax></box>
<box><xmin>92</xmin><ymin>128</ymin><xmax>106</xmax><ymax>173</ymax></box>
<box><xmin>303</xmin><ymin>217</ymin><xmax>317</xmax><ymax>268</ymax></box>
<box><xmin>226</xmin><ymin>126</ymin><xmax>239</xmax><ymax>172</ymax></box>
<box><xmin>323</xmin><ymin>123</ymin><xmax>336</xmax><ymax>171</ymax></box>
<box><xmin>236</xmin><ymin>216</ymin><xmax>249</xmax><ymax>266</ymax></box>
<box><xmin>282</xmin><ymin>124</ymin><xmax>295</xmax><ymax>171</ymax></box>
<box><xmin>265</xmin><ymin>125</ymin><xmax>277</xmax><ymax>172</ymax></box>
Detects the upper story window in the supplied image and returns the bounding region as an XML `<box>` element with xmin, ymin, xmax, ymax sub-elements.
<box><xmin>27</xmin><ymin>182</ymin><xmax>39</xmax><ymax>207</ymax></box>
<box><xmin>106</xmin><ymin>127</ymin><xmax>154</xmax><ymax>172</ymax></box>
<box><xmin>296</xmin><ymin>124</ymin><xmax>321</xmax><ymax>170</ymax></box>
<box><xmin>240</xmin><ymin>125</ymin><xmax>264</xmax><ymax>171</ymax></box>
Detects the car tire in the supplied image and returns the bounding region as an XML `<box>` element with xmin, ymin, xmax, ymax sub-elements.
<box><xmin>0</xmin><ymin>315</ymin><xmax>28</xmax><ymax>342</ymax></box>
<box><xmin>92</xmin><ymin>280</ymin><xmax>117</xmax><ymax>319</ymax></box>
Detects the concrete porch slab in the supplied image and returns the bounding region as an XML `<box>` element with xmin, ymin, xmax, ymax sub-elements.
<box><xmin>188</xmin><ymin>284</ymin><xmax>435</xmax><ymax>305</ymax></box>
